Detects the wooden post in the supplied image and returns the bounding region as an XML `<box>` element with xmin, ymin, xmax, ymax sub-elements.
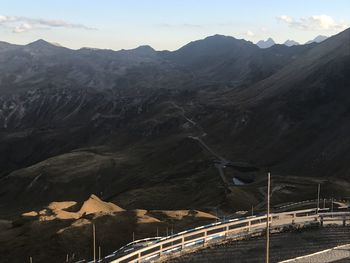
<box><xmin>266</xmin><ymin>172</ymin><xmax>271</xmax><ymax>263</ymax></box>
<box><xmin>29</xmin><ymin>257</ymin><xmax>33</xmax><ymax>263</ymax></box>
<box><xmin>93</xmin><ymin>223</ymin><xmax>96</xmax><ymax>263</ymax></box>
<box><xmin>317</xmin><ymin>184</ymin><xmax>320</xmax><ymax>213</ymax></box>
<box><xmin>331</xmin><ymin>198</ymin><xmax>334</xmax><ymax>217</ymax></box>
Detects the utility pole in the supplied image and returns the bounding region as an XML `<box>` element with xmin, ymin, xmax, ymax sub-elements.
<box><xmin>252</xmin><ymin>205</ymin><xmax>254</xmax><ymax>216</ymax></box>
<box><xmin>331</xmin><ymin>197</ymin><xmax>334</xmax><ymax>217</ymax></box>
<box><xmin>93</xmin><ymin>223</ymin><xmax>96</xmax><ymax>263</ymax></box>
<box><xmin>266</xmin><ymin>172</ymin><xmax>271</xmax><ymax>263</ymax></box>
<box><xmin>317</xmin><ymin>184</ymin><xmax>320</xmax><ymax>213</ymax></box>
<box><xmin>156</xmin><ymin>227</ymin><xmax>159</xmax><ymax>237</ymax></box>
<box><xmin>132</xmin><ymin>232</ymin><xmax>135</xmax><ymax>242</ymax></box>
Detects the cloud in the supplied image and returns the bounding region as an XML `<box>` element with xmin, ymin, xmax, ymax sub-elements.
<box><xmin>245</xmin><ymin>30</ymin><xmax>255</xmax><ymax>37</ymax></box>
<box><xmin>13</xmin><ymin>23</ymin><xmax>33</xmax><ymax>33</ymax></box>
<box><xmin>156</xmin><ymin>23</ymin><xmax>202</xmax><ymax>28</ymax></box>
<box><xmin>0</xmin><ymin>15</ymin><xmax>95</xmax><ymax>33</ymax></box>
<box><xmin>277</xmin><ymin>14</ymin><xmax>348</xmax><ymax>31</ymax></box>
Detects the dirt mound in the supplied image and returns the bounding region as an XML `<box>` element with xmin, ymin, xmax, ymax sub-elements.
<box><xmin>151</xmin><ymin>210</ymin><xmax>217</xmax><ymax>220</ymax></box>
<box><xmin>21</xmin><ymin>195</ymin><xmax>124</xmax><ymax>221</ymax></box>
<box><xmin>47</xmin><ymin>201</ymin><xmax>77</xmax><ymax>211</ymax></box>
<box><xmin>78</xmin><ymin>194</ymin><xmax>124</xmax><ymax>215</ymax></box>
<box><xmin>133</xmin><ymin>209</ymin><xmax>160</xmax><ymax>224</ymax></box>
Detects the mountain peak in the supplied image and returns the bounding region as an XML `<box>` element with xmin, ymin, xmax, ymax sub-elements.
<box><xmin>256</xmin><ymin>38</ymin><xmax>276</xmax><ymax>48</ymax></box>
<box><xmin>134</xmin><ymin>45</ymin><xmax>155</xmax><ymax>52</ymax></box>
<box><xmin>283</xmin><ymin>39</ymin><xmax>300</xmax><ymax>47</ymax></box>
<box><xmin>27</xmin><ymin>39</ymin><xmax>52</xmax><ymax>47</ymax></box>
<box><xmin>26</xmin><ymin>39</ymin><xmax>64</xmax><ymax>49</ymax></box>
<box><xmin>305</xmin><ymin>35</ymin><xmax>328</xmax><ymax>44</ymax></box>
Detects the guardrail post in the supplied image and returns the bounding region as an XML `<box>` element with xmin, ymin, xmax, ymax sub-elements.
<box><xmin>137</xmin><ymin>252</ymin><xmax>141</xmax><ymax>263</ymax></box>
<box><xmin>181</xmin><ymin>237</ymin><xmax>185</xmax><ymax>249</ymax></box>
<box><xmin>248</xmin><ymin>220</ymin><xmax>251</xmax><ymax>232</ymax></box>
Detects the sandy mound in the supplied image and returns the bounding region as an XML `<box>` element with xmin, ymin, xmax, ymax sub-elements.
<box><xmin>37</xmin><ymin>203</ymin><xmax>80</xmax><ymax>221</ymax></box>
<box><xmin>21</xmin><ymin>195</ymin><xmax>124</xmax><ymax>222</ymax></box>
<box><xmin>78</xmin><ymin>194</ymin><xmax>124</xmax><ymax>215</ymax></box>
<box><xmin>22</xmin><ymin>211</ymin><xmax>38</xmax><ymax>217</ymax></box>
<box><xmin>133</xmin><ymin>209</ymin><xmax>160</xmax><ymax>224</ymax></box>
<box><xmin>42</xmin><ymin>201</ymin><xmax>81</xmax><ymax>220</ymax></box>
<box><xmin>48</xmin><ymin>201</ymin><xmax>77</xmax><ymax>211</ymax></box>
<box><xmin>189</xmin><ymin>210</ymin><xmax>217</xmax><ymax>219</ymax></box>
<box><xmin>151</xmin><ymin>210</ymin><xmax>217</xmax><ymax>220</ymax></box>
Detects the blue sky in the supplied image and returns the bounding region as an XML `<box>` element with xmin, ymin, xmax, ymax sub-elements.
<box><xmin>1</xmin><ymin>0</ymin><xmax>349</xmax><ymax>50</ymax></box>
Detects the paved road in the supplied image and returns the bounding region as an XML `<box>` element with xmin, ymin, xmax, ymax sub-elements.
<box><xmin>169</xmin><ymin>227</ymin><xmax>350</xmax><ymax>263</ymax></box>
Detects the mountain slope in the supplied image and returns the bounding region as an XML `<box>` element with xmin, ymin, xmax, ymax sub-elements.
<box><xmin>0</xmin><ymin>28</ymin><xmax>349</xmax><ymax>217</ymax></box>
<box><xmin>218</xmin><ymin>27</ymin><xmax>350</xmax><ymax>176</ymax></box>
<box><xmin>163</xmin><ymin>35</ymin><xmax>313</xmax><ymax>85</ymax></box>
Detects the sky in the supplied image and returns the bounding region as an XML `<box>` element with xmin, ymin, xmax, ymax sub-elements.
<box><xmin>0</xmin><ymin>0</ymin><xmax>349</xmax><ymax>51</ymax></box>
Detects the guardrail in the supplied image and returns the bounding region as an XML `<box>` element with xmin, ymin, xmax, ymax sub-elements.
<box><xmin>99</xmin><ymin>208</ymin><xmax>350</xmax><ymax>263</ymax></box>
<box><xmin>275</xmin><ymin>198</ymin><xmax>343</xmax><ymax>210</ymax></box>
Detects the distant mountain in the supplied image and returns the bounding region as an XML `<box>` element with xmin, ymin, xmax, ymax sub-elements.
<box><xmin>256</xmin><ymin>38</ymin><xmax>276</xmax><ymax>48</ymax></box>
<box><xmin>163</xmin><ymin>34</ymin><xmax>312</xmax><ymax>84</ymax></box>
<box><xmin>305</xmin><ymin>35</ymin><xmax>328</xmax><ymax>44</ymax></box>
<box><xmin>0</xmin><ymin>41</ymin><xmax>19</xmax><ymax>52</ymax></box>
<box><xmin>283</xmin><ymin>39</ymin><xmax>300</xmax><ymax>46</ymax></box>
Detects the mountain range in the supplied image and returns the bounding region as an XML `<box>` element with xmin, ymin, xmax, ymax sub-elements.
<box><xmin>256</xmin><ymin>35</ymin><xmax>329</xmax><ymax>48</ymax></box>
<box><xmin>0</xmin><ymin>27</ymin><xmax>349</xmax><ymax>262</ymax></box>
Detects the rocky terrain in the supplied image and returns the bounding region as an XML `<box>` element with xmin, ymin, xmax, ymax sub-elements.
<box><xmin>0</xmin><ymin>27</ymin><xmax>349</xmax><ymax>262</ymax></box>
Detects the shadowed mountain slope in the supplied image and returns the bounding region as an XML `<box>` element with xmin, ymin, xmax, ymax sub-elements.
<box><xmin>0</xmin><ymin>28</ymin><xmax>349</xmax><ymax>218</ymax></box>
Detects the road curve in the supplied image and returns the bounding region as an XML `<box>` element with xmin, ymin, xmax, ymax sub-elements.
<box><xmin>92</xmin><ymin>208</ymin><xmax>350</xmax><ymax>263</ymax></box>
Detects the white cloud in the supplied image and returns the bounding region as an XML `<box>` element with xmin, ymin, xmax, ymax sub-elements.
<box><xmin>245</xmin><ymin>30</ymin><xmax>255</xmax><ymax>37</ymax></box>
<box><xmin>156</xmin><ymin>23</ymin><xmax>203</xmax><ymax>29</ymax></box>
<box><xmin>278</xmin><ymin>15</ymin><xmax>293</xmax><ymax>24</ymax></box>
<box><xmin>0</xmin><ymin>15</ymin><xmax>95</xmax><ymax>33</ymax></box>
<box><xmin>277</xmin><ymin>14</ymin><xmax>348</xmax><ymax>32</ymax></box>
<box><xmin>13</xmin><ymin>23</ymin><xmax>33</xmax><ymax>33</ymax></box>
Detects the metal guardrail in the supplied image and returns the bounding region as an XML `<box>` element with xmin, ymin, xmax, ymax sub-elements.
<box><xmin>97</xmin><ymin>208</ymin><xmax>350</xmax><ymax>263</ymax></box>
